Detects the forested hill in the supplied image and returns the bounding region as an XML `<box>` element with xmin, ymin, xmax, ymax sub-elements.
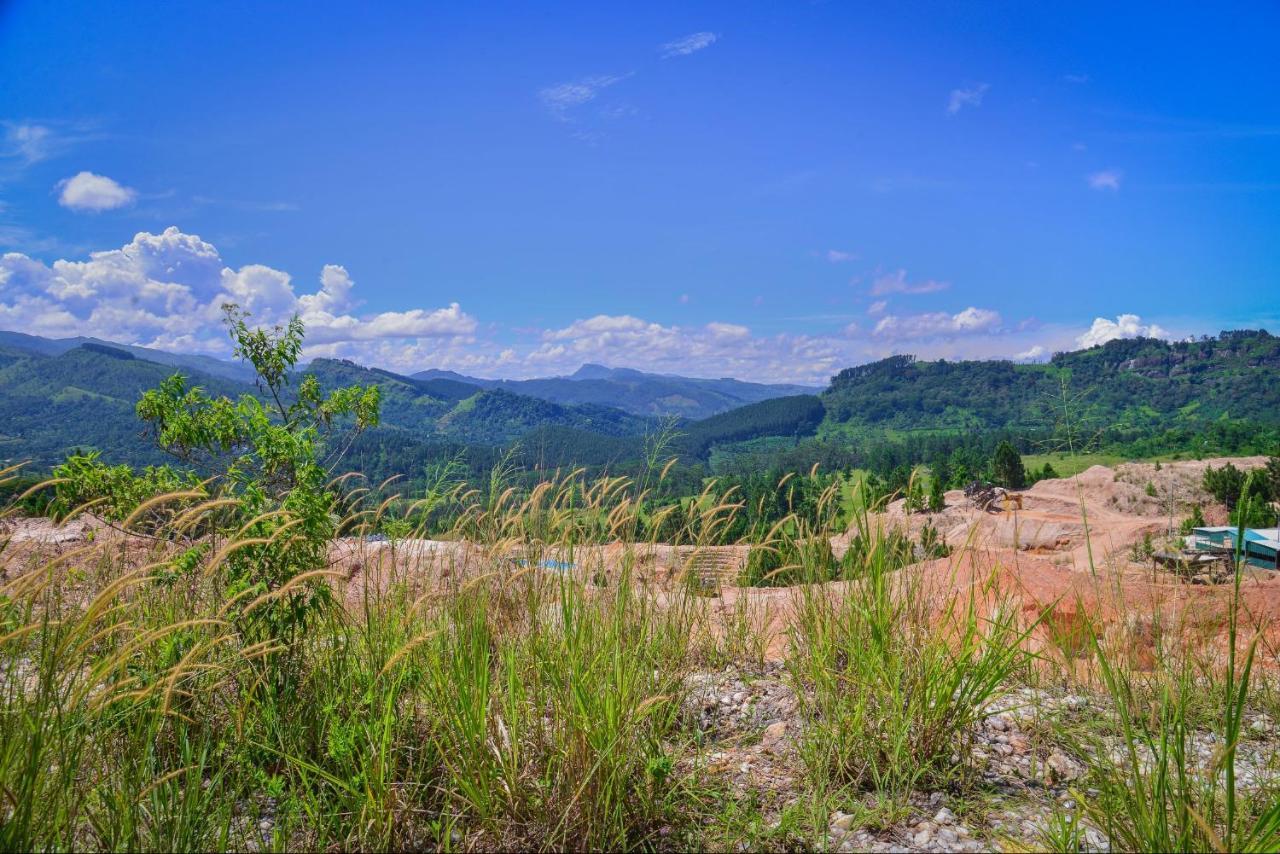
<box><xmin>3</xmin><ymin>328</ymin><xmax>1278</xmax><ymax>485</ymax></box>
<box><xmin>0</xmin><ymin>343</ymin><xmax>252</xmax><ymax>467</ymax></box>
<box><xmin>821</xmin><ymin>330</ymin><xmax>1280</xmax><ymax>435</ymax></box>
<box><xmin>304</xmin><ymin>359</ymin><xmax>651</xmax><ymax>445</ymax></box>
<box><xmin>413</xmin><ymin>363</ymin><xmax>817</xmax><ymax>419</ymax></box>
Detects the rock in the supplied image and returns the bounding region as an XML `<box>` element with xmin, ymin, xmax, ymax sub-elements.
<box><xmin>831</xmin><ymin>811</ymin><xmax>856</xmax><ymax>832</ymax></box>
<box><xmin>1045</xmin><ymin>750</ymin><xmax>1084</xmax><ymax>782</ymax></box>
<box><xmin>934</xmin><ymin>806</ymin><xmax>956</xmax><ymax>825</ymax></box>
<box><xmin>761</xmin><ymin>721</ymin><xmax>787</xmax><ymax>746</ymax></box>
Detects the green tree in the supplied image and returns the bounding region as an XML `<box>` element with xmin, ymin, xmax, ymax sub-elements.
<box><xmin>927</xmin><ymin>475</ymin><xmax>945</xmax><ymax>513</ymax></box>
<box><xmin>1265</xmin><ymin>448</ymin><xmax>1280</xmax><ymax>499</ymax></box>
<box><xmin>992</xmin><ymin>441</ymin><xmax>1026</xmax><ymax>489</ymax></box>
<box><xmin>1203</xmin><ymin>463</ymin><xmax>1247</xmax><ymax>509</ymax></box>
<box><xmin>55</xmin><ymin>305</ymin><xmax>381</xmax><ymax>687</ymax></box>
<box><xmin>1180</xmin><ymin>504</ymin><xmax>1206</xmax><ymax>534</ymax></box>
<box><xmin>904</xmin><ymin>474</ymin><xmax>926</xmax><ymax>514</ymax></box>
<box><xmin>1230</xmin><ymin>471</ymin><xmax>1277</xmax><ymax>529</ymax></box>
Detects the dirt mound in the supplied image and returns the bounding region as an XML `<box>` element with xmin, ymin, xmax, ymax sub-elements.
<box><xmin>879</xmin><ymin>456</ymin><xmax>1269</xmax><ymax>570</ymax></box>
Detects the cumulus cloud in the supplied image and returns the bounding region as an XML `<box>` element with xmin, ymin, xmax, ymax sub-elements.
<box><xmin>2</xmin><ymin>230</ymin><xmax>1166</xmax><ymax>386</ymax></box>
<box><xmin>825</xmin><ymin>249</ymin><xmax>856</xmax><ymax>263</ymax></box>
<box><xmin>867</xmin><ymin>300</ymin><xmax>888</xmax><ymax>316</ymax></box>
<box><xmin>947</xmin><ymin>83</ymin><xmax>990</xmax><ymax>115</ymax></box>
<box><xmin>57</xmin><ymin>171</ymin><xmax>137</xmax><ymax>212</ymax></box>
<box><xmin>0</xmin><ymin>226</ymin><xmax>476</xmax><ymax>357</ymax></box>
<box><xmin>527</xmin><ymin>314</ymin><xmax>845</xmax><ymax>383</ymax></box>
<box><xmin>873</xmin><ymin>307</ymin><xmax>1001</xmax><ymax>340</ymax></box>
<box><xmin>1075</xmin><ymin>314</ymin><xmax>1169</xmax><ymax>348</ymax></box>
<box><xmin>1088</xmin><ymin>170</ymin><xmax>1122</xmax><ymax>191</ymax></box>
<box><xmin>660</xmin><ymin>32</ymin><xmax>718</xmax><ymax>58</ymax></box>
<box><xmin>538</xmin><ymin>75</ymin><xmax>628</xmax><ymax>118</ymax></box>
<box><xmin>1015</xmin><ymin>345</ymin><xmax>1047</xmax><ymax>362</ymax></box>
<box><xmin>869</xmin><ymin>269</ymin><xmax>949</xmax><ymax>296</ymax></box>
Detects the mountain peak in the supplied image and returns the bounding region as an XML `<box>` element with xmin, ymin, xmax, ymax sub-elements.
<box><xmin>569</xmin><ymin>363</ymin><xmax>617</xmax><ymax>380</ymax></box>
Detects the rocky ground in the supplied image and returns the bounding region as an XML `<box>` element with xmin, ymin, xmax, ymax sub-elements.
<box><xmin>678</xmin><ymin>666</ymin><xmax>1280</xmax><ymax>853</ymax></box>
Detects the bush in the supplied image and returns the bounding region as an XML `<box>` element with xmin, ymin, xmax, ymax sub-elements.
<box><xmin>992</xmin><ymin>441</ymin><xmax>1026</xmax><ymax>489</ymax></box>
<box><xmin>51</xmin><ymin>305</ymin><xmax>381</xmax><ymax>689</ymax></box>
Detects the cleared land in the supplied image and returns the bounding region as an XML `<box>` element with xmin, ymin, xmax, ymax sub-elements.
<box><xmin>2</xmin><ymin>457</ymin><xmax>1279</xmax><ymax>852</ymax></box>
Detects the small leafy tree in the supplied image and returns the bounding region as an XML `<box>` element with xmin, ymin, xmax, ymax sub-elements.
<box><xmin>918</xmin><ymin>521</ymin><xmax>951</xmax><ymax>559</ymax></box>
<box><xmin>903</xmin><ymin>474</ymin><xmax>926</xmax><ymax>514</ymax></box>
<box><xmin>1180</xmin><ymin>504</ymin><xmax>1206</xmax><ymax>534</ymax></box>
<box><xmin>1230</xmin><ymin>471</ymin><xmax>1277</xmax><ymax>529</ymax></box>
<box><xmin>1265</xmin><ymin>448</ymin><xmax>1280</xmax><ymax>500</ymax></box>
<box><xmin>927</xmin><ymin>475</ymin><xmax>945</xmax><ymax>513</ymax></box>
<box><xmin>992</xmin><ymin>440</ymin><xmax>1026</xmax><ymax>489</ymax></box>
<box><xmin>1203</xmin><ymin>463</ymin><xmax>1247</xmax><ymax>509</ymax></box>
<box><xmin>55</xmin><ymin>305</ymin><xmax>380</xmax><ymax>687</ymax></box>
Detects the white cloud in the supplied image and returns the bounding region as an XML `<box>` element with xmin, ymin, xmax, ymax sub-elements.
<box><xmin>0</xmin><ymin>231</ymin><xmax>1191</xmax><ymax>386</ymax></box>
<box><xmin>1015</xmin><ymin>345</ymin><xmax>1047</xmax><ymax>362</ymax></box>
<box><xmin>867</xmin><ymin>300</ymin><xmax>888</xmax><ymax>316</ymax></box>
<box><xmin>538</xmin><ymin>75</ymin><xmax>628</xmax><ymax>118</ymax></box>
<box><xmin>0</xmin><ymin>227</ymin><xmax>476</xmax><ymax>357</ymax></box>
<box><xmin>947</xmin><ymin>83</ymin><xmax>990</xmax><ymax>115</ymax></box>
<box><xmin>873</xmin><ymin>307</ymin><xmax>1001</xmax><ymax>340</ymax></box>
<box><xmin>1063</xmin><ymin>73</ymin><xmax>1091</xmax><ymax>84</ymax></box>
<box><xmin>869</xmin><ymin>269</ymin><xmax>949</xmax><ymax>296</ymax></box>
<box><xmin>56</xmin><ymin>171</ymin><xmax>137</xmax><ymax>212</ymax></box>
<box><xmin>825</xmin><ymin>249</ymin><xmax>856</xmax><ymax>263</ymax></box>
<box><xmin>660</xmin><ymin>32</ymin><xmax>718</xmax><ymax>58</ymax></box>
<box><xmin>1088</xmin><ymin>170</ymin><xmax>1122</xmax><ymax>191</ymax></box>
<box><xmin>706</xmin><ymin>321</ymin><xmax>749</xmax><ymax>339</ymax></box>
<box><xmin>1075</xmin><ymin>314</ymin><xmax>1169</xmax><ymax>348</ymax></box>
<box><xmin>2</xmin><ymin>123</ymin><xmax>56</xmax><ymax>165</ymax></box>
<box><xmin>527</xmin><ymin>313</ymin><xmax>844</xmax><ymax>383</ymax></box>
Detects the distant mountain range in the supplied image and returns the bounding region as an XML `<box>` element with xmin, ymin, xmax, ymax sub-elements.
<box><xmin>0</xmin><ymin>331</ymin><xmax>812</xmax><ymax>469</ymax></box>
<box><xmin>0</xmin><ymin>330</ymin><xmax>257</xmax><ymax>382</ymax></box>
<box><xmin>0</xmin><ymin>330</ymin><xmax>815</xmax><ymax>420</ymax></box>
<box><xmin>412</xmin><ymin>363</ymin><xmax>817</xmax><ymax>420</ymax></box>
<box><xmin>1</xmin><ymin>327</ymin><xmax>1276</xmax><ymax>478</ymax></box>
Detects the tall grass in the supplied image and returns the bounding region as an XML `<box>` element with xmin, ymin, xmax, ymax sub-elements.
<box><xmin>3</xmin><ymin>462</ymin><xmax>1279</xmax><ymax>851</ymax></box>
<box><xmin>1065</xmin><ymin>489</ymin><xmax>1280</xmax><ymax>853</ymax></box>
<box><xmin>0</xmin><ymin>467</ymin><xmax>700</xmax><ymax>851</ymax></box>
<box><xmin>788</xmin><ymin>501</ymin><xmax>1034</xmax><ymax>799</ymax></box>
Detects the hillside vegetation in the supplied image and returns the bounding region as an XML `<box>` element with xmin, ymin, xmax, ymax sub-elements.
<box><xmin>2</xmin><ymin>330</ymin><xmax>1280</xmax><ymax>496</ymax></box>
<box><xmin>822</xmin><ymin>330</ymin><xmax>1280</xmax><ymax>435</ymax></box>
<box><xmin>413</xmin><ymin>363</ymin><xmax>817</xmax><ymax>419</ymax></box>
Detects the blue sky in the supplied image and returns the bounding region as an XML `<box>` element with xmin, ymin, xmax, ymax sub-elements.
<box><xmin>1</xmin><ymin>1</ymin><xmax>1277</xmax><ymax>383</ymax></box>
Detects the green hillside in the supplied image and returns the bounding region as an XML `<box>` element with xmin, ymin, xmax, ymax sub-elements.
<box><xmin>0</xmin><ymin>344</ymin><xmax>251</xmax><ymax>467</ymax></box>
<box><xmin>305</xmin><ymin>359</ymin><xmax>650</xmax><ymax>445</ymax></box>
<box><xmin>3</xmin><ymin>329</ymin><xmax>1278</xmax><ymax>489</ymax></box>
<box><xmin>413</xmin><ymin>363</ymin><xmax>817</xmax><ymax>419</ymax></box>
<box><xmin>821</xmin><ymin>330</ymin><xmax>1280</xmax><ymax>436</ymax></box>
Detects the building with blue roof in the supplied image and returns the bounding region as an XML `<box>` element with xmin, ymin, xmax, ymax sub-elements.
<box><xmin>1190</xmin><ymin>526</ymin><xmax>1280</xmax><ymax>570</ymax></box>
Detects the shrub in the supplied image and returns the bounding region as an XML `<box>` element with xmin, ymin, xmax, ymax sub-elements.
<box><xmin>992</xmin><ymin>441</ymin><xmax>1026</xmax><ymax>489</ymax></box>
<box><xmin>51</xmin><ymin>305</ymin><xmax>380</xmax><ymax>688</ymax></box>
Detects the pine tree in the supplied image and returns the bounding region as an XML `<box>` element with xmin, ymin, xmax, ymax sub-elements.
<box><xmin>928</xmin><ymin>475</ymin><xmax>945</xmax><ymax>512</ymax></box>
<box><xmin>992</xmin><ymin>440</ymin><xmax>1026</xmax><ymax>489</ymax></box>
